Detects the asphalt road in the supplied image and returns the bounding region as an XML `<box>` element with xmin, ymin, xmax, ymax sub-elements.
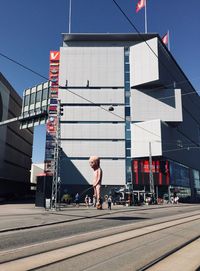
<box><xmin>0</xmin><ymin>203</ymin><xmax>200</xmax><ymax>270</ymax></box>
<box><xmin>0</xmin><ymin>204</ymin><xmax>199</xmax><ymax>250</ymax></box>
<box><xmin>35</xmin><ymin>219</ymin><xmax>200</xmax><ymax>271</ymax></box>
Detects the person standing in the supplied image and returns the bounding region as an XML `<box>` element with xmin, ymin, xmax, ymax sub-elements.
<box><xmin>75</xmin><ymin>193</ymin><xmax>80</xmax><ymax>207</ymax></box>
<box><xmin>85</xmin><ymin>195</ymin><xmax>89</xmax><ymax>207</ymax></box>
<box><xmin>108</xmin><ymin>195</ymin><xmax>112</xmax><ymax>210</ymax></box>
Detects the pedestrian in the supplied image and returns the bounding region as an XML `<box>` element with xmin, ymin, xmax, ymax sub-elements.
<box><xmin>108</xmin><ymin>195</ymin><xmax>112</xmax><ymax>210</ymax></box>
<box><xmin>174</xmin><ymin>195</ymin><xmax>179</xmax><ymax>204</ymax></box>
<box><xmin>75</xmin><ymin>193</ymin><xmax>80</xmax><ymax>207</ymax></box>
<box><xmin>173</xmin><ymin>192</ymin><xmax>179</xmax><ymax>204</ymax></box>
<box><xmin>93</xmin><ymin>195</ymin><xmax>96</xmax><ymax>207</ymax></box>
<box><xmin>88</xmin><ymin>196</ymin><xmax>92</xmax><ymax>206</ymax></box>
<box><xmin>85</xmin><ymin>195</ymin><xmax>89</xmax><ymax>207</ymax></box>
<box><xmin>97</xmin><ymin>197</ymin><xmax>103</xmax><ymax>210</ymax></box>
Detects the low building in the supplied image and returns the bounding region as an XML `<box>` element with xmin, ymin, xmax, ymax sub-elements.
<box><xmin>30</xmin><ymin>163</ymin><xmax>44</xmax><ymax>188</ymax></box>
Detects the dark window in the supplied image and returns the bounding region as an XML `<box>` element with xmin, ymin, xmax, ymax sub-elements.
<box><xmin>30</xmin><ymin>93</ymin><xmax>36</xmax><ymax>104</ymax></box>
<box><xmin>125</xmin><ymin>107</ymin><xmax>130</xmax><ymax>116</ymax></box>
<box><xmin>42</xmin><ymin>88</ymin><xmax>48</xmax><ymax>100</ymax></box>
<box><xmin>36</xmin><ymin>90</ymin><xmax>42</xmax><ymax>102</ymax></box>
<box><xmin>24</xmin><ymin>95</ymin><xmax>30</xmax><ymax>106</ymax></box>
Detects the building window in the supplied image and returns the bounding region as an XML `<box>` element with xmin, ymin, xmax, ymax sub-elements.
<box><xmin>125</xmin><ymin>106</ymin><xmax>130</xmax><ymax>117</ymax></box>
<box><xmin>36</xmin><ymin>90</ymin><xmax>42</xmax><ymax>103</ymax></box>
<box><xmin>24</xmin><ymin>95</ymin><xmax>29</xmax><ymax>106</ymax></box>
<box><xmin>30</xmin><ymin>92</ymin><xmax>36</xmax><ymax>104</ymax></box>
<box><xmin>124</xmin><ymin>47</ymin><xmax>132</xmax><ymax>183</ymax></box>
<box><xmin>42</xmin><ymin>88</ymin><xmax>48</xmax><ymax>100</ymax></box>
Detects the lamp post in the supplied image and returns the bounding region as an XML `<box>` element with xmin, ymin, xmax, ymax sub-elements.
<box><xmin>149</xmin><ymin>141</ymin><xmax>154</xmax><ymax>195</ymax></box>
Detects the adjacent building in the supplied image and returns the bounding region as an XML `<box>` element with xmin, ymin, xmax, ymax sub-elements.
<box><xmin>0</xmin><ymin>73</ymin><xmax>33</xmax><ymax>199</ymax></box>
<box><xmin>56</xmin><ymin>33</ymin><xmax>200</xmax><ymax>201</ymax></box>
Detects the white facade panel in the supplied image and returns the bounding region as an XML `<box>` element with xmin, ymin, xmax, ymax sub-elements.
<box><xmin>59</xmin><ymin>47</ymin><xmax>124</xmax><ymax>87</ymax></box>
<box><xmin>61</xmin><ymin>123</ymin><xmax>125</xmax><ymax>139</ymax></box>
<box><xmin>61</xmin><ymin>105</ymin><xmax>124</xmax><ymax>122</ymax></box>
<box><xmin>60</xmin><ymin>159</ymin><xmax>125</xmax><ymax>186</ymax></box>
<box><xmin>130</xmin><ymin>38</ymin><xmax>159</xmax><ymax>87</ymax></box>
<box><xmin>131</xmin><ymin>88</ymin><xmax>183</xmax><ymax>122</ymax></box>
<box><xmin>61</xmin><ymin>141</ymin><xmax>125</xmax><ymax>158</ymax></box>
<box><xmin>59</xmin><ymin>88</ymin><xmax>124</xmax><ymax>104</ymax></box>
<box><xmin>132</xmin><ymin>119</ymin><xmax>162</xmax><ymax>158</ymax></box>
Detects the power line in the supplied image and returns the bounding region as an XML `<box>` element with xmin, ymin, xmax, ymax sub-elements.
<box><xmin>0</xmin><ymin>4</ymin><xmax>199</xmax><ymax>146</ymax></box>
<box><xmin>0</xmin><ymin>52</ymin><xmax>49</xmax><ymax>81</ymax></box>
<box><xmin>0</xmin><ymin>48</ymin><xmax>199</xmax><ymax>146</ymax></box>
<box><xmin>111</xmin><ymin>0</ymin><xmax>200</xmax><ymax>124</ymax></box>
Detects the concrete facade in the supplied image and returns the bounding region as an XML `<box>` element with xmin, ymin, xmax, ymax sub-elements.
<box><xmin>0</xmin><ymin>73</ymin><xmax>33</xmax><ymax>198</ymax></box>
<box><xmin>58</xmin><ymin>34</ymin><xmax>200</xmax><ymax>199</ymax></box>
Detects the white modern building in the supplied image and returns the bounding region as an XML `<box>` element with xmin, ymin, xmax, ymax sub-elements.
<box><xmin>57</xmin><ymin>33</ymin><xmax>200</xmax><ymax>200</ymax></box>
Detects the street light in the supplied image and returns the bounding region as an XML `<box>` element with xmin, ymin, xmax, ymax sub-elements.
<box><xmin>149</xmin><ymin>141</ymin><xmax>154</xmax><ymax>195</ymax></box>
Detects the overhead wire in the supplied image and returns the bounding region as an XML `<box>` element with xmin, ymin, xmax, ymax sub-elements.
<box><xmin>111</xmin><ymin>0</ymin><xmax>200</xmax><ymax>148</ymax></box>
<box><xmin>0</xmin><ymin>49</ymin><xmax>198</xmax><ymax>148</ymax></box>
<box><xmin>0</xmin><ymin>2</ymin><xmax>199</xmax><ymax>149</ymax></box>
<box><xmin>111</xmin><ymin>0</ymin><xmax>200</xmax><ymax>126</ymax></box>
<box><xmin>0</xmin><ymin>52</ymin><xmax>48</xmax><ymax>81</ymax></box>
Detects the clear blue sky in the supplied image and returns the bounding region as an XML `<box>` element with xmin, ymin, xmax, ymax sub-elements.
<box><xmin>0</xmin><ymin>0</ymin><xmax>200</xmax><ymax>163</ymax></box>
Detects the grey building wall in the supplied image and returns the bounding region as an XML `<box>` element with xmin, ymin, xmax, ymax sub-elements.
<box><xmin>0</xmin><ymin>73</ymin><xmax>33</xmax><ymax>197</ymax></box>
<box><xmin>130</xmin><ymin>36</ymin><xmax>200</xmax><ymax>175</ymax></box>
<box><xmin>59</xmin><ymin>44</ymin><xmax>126</xmax><ymax>186</ymax></box>
<box><xmin>58</xmin><ymin>34</ymin><xmax>200</xmax><ymax>189</ymax></box>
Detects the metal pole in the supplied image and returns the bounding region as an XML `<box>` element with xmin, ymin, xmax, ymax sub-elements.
<box><xmin>149</xmin><ymin>141</ymin><xmax>154</xmax><ymax>194</ymax></box>
<box><xmin>51</xmin><ymin>100</ymin><xmax>61</xmax><ymax>210</ymax></box>
<box><xmin>69</xmin><ymin>0</ymin><xmax>72</xmax><ymax>33</ymax></box>
<box><xmin>145</xmin><ymin>0</ymin><xmax>148</xmax><ymax>33</ymax></box>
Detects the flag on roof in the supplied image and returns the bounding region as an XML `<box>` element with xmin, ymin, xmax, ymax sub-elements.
<box><xmin>136</xmin><ymin>0</ymin><xmax>146</xmax><ymax>13</ymax></box>
<box><xmin>162</xmin><ymin>32</ymin><xmax>168</xmax><ymax>45</ymax></box>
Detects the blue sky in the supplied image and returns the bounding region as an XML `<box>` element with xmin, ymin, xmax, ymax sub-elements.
<box><xmin>0</xmin><ymin>0</ymin><xmax>200</xmax><ymax>163</ymax></box>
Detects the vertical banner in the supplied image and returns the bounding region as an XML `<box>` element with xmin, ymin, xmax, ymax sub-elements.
<box><xmin>44</xmin><ymin>51</ymin><xmax>60</xmax><ymax>175</ymax></box>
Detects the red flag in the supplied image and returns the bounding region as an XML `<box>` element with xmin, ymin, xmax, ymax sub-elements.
<box><xmin>136</xmin><ymin>0</ymin><xmax>146</xmax><ymax>13</ymax></box>
<box><xmin>162</xmin><ymin>32</ymin><xmax>168</xmax><ymax>45</ymax></box>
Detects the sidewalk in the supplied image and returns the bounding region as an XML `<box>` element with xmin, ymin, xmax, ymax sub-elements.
<box><xmin>0</xmin><ymin>202</ymin><xmax>192</xmax><ymax>232</ymax></box>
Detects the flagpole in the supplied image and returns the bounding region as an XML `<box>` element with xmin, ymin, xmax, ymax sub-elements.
<box><xmin>69</xmin><ymin>0</ymin><xmax>72</xmax><ymax>33</ymax></box>
<box><xmin>168</xmin><ymin>30</ymin><xmax>170</xmax><ymax>51</ymax></box>
<box><xmin>145</xmin><ymin>0</ymin><xmax>148</xmax><ymax>33</ymax></box>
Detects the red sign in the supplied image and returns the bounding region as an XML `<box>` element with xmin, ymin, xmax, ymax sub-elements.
<box><xmin>50</xmin><ymin>51</ymin><xmax>60</xmax><ymax>61</ymax></box>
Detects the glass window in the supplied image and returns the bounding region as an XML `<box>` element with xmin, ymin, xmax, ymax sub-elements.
<box><xmin>125</xmin><ymin>82</ymin><xmax>130</xmax><ymax>90</ymax></box>
<box><xmin>170</xmin><ymin>161</ymin><xmax>190</xmax><ymax>187</ymax></box>
<box><xmin>125</xmin><ymin>96</ymin><xmax>130</xmax><ymax>104</ymax></box>
<box><xmin>193</xmin><ymin>169</ymin><xmax>200</xmax><ymax>189</ymax></box>
<box><xmin>30</xmin><ymin>92</ymin><xmax>36</xmax><ymax>104</ymax></box>
<box><xmin>126</xmin><ymin>140</ymin><xmax>131</xmax><ymax>148</ymax></box>
<box><xmin>125</xmin><ymin>107</ymin><xmax>130</xmax><ymax>116</ymax></box>
<box><xmin>42</xmin><ymin>88</ymin><xmax>48</xmax><ymax>100</ymax></box>
<box><xmin>36</xmin><ymin>90</ymin><xmax>42</xmax><ymax>102</ymax></box>
<box><xmin>24</xmin><ymin>95</ymin><xmax>30</xmax><ymax>106</ymax></box>
<box><xmin>126</xmin><ymin>149</ymin><xmax>131</xmax><ymax>157</ymax></box>
<box><xmin>125</xmin><ymin>73</ymin><xmax>130</xmax><ymax>82</ymax></box>
<box><xmin>125</xmin><ymin>130</ymin><xmax>131</xmax><ymax>139</ymax></box>
<box><xmin>125</xmin><ymin>63</ymin><xmax>130</xmax><ymax>71</ymax></box>
<box><xmin>126</xmin><ymin>120</ymin><xmax>130</xmax><ymax>129</ymax></box>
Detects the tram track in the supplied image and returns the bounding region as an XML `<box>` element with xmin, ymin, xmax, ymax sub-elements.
<box><xmin>0</xmin><ymin>212</ymin><xmax>200</xmax><ymax>270</ymax></box>
<box><xmin>0</xmin><ymin>203</ymin><xmax>199</xmax><ymax>233</ymax></box>
<box><xmin>138</xmin><ymin>235</ymin><xmax>200</xmax><ymax>270</ymax></box>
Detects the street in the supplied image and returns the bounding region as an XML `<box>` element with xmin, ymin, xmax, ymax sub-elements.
<box><xmin>0</xmin><ymin>203</ymin><xmax>200</xmax><ymax>270</ymax></box>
